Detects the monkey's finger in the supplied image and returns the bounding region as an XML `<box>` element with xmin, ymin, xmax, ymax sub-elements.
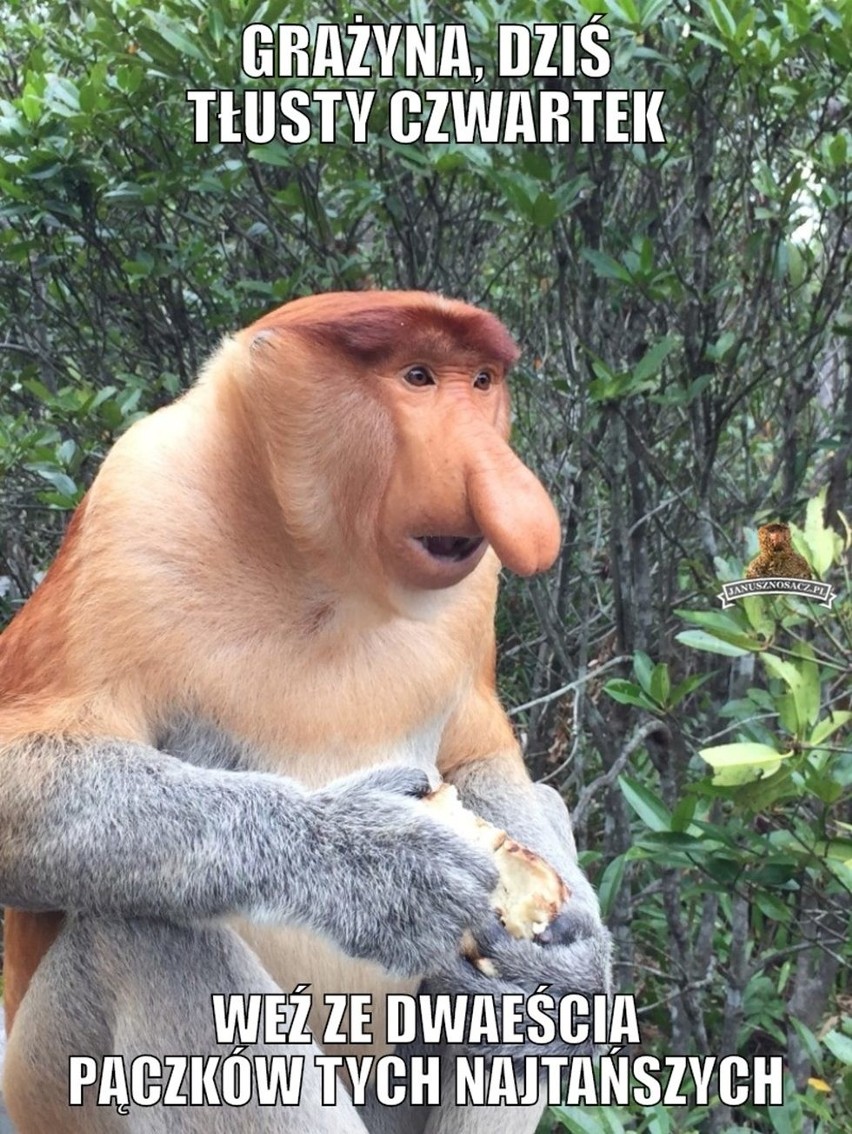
<box><xmin>347</xmin><ymin>764</ymin><xmax>439</xmax><ymax>799</ymax></box>
<box><xmin>545</xmin><ymin>905</ymin><xmax>607</xmax><ymax>947</ymax></box>
<box><xmin>467</xmin><ymin>910</ymin><xmax>512</xmax><ymax>957</ymax></box>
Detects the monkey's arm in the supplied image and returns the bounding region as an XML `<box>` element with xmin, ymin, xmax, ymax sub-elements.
<box><xmin>0</xmin><ymin>735</ymin><xmax>496</xmax><ymax>977</ymax></box>
<box><xmin>438</xmin><ymin>686</ymin><xmax>602</xmax><ymax>938</ymax></box>
<box><xmin>433</xmin><ymin>676</ymin><xmax>611</xmax><ymax>1056</ymax></box>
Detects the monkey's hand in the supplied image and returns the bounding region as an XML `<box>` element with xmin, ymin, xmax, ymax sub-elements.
<box><xmin>416</xmin><ymin>766</ymin><xmax>612</xmax><ymax>1059</ymax></box>
<box><xmin>421</xmin><ymin>908</ymin><xmax>612</xmax><ymax>1061</ymax></box>
<box><xmin>300</xmin><ymin>766</ymin><xmax>500</xmax><ymax>978</ymax></box>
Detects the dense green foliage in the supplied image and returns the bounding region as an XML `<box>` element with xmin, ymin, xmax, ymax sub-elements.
<box><xmin>0</xmin><ymin>1</ymin><xmax>850</xmax><ymax>1131</ymax></box>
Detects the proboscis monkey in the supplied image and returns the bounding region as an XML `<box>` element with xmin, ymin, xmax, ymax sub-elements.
<box><xmin>745</xmin><ymin>522</ymin><xmax>813</xmax><ymax>580</ymax></box>
<box><xmin>0</xmin><ymin>292</ymin><xmax>610</xmax><ymax>1134</ymax></box>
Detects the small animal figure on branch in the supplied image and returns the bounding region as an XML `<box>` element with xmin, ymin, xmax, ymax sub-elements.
<box><xmin>746</xmin><ymin>522</ymin><xmax>813</xmax><ymax>580</ymax></box>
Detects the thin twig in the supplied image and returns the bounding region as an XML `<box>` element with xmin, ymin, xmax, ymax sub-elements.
<box><xmin>509</xmin><ymin>655</ymin><xmax>631</xmax><ymax>717</ymax></box>
<box><xmin>570</xmin><ymin>719</ymin><xmax>670</xmax><ymax>823</ymax></box>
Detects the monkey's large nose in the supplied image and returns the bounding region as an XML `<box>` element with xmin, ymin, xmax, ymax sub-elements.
<box><xmin>464</xmin><ymin>431</ymin><xmax>561</xmax><ymax>576</ymax></box>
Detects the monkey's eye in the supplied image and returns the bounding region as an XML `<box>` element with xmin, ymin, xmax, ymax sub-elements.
<box><xmin>473</xmin><ymin>370</ymin><xmax>493</xmax><ymax>391</ymax></box>
<box><xmin>404</xmin><ymin>366</ymin><xmax>435</xmax><ymax>388</ymax></box>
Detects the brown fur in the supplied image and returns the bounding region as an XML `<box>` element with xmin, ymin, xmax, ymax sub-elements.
<box><xmin>746</xmin><ymin>522</ymin><xmax>813</xmax><ymax>579</ymax></box>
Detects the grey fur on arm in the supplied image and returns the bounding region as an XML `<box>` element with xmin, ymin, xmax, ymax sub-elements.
<box><xmin>0</xmin><ymin>738</ymin><xmax>498</xmax><ymax>978</ymax></box>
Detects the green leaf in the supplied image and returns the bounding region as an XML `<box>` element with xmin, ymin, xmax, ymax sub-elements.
<box><xmin>640</xmin><ymin>0</ymin><xmax>674</xmax><ymax>29</ymax></box>
<box><xmin>706</xmin><ymin>0</ymin><xmax>738</xmax><ymax>38</ymax></box>
<box><xmin>633</xmin><ymin>650</ymin><xmax>654</xmax><ymax>693</ymax></box>
<box><xmin>790</xmin><ymin>643</ymin><xmax>820</xmax><ymax>729</ymax></box>
<box><xmin>607</xmin><ymin>0</ymin><xmax>641</xmax><ymax>24</ymax></box>
<box><xmin>636</xmin><ymin>831</ymin><xmax>703</xmax><ymax>851</ymax></box>
<box><xmin>57</xmin><ymin>439</ymin><xmax>76</xmax><ymax>464</ymax></box>
<box><xmin>827</xmin><ymin>132</ymin><xmax>848</xmax><ymax>168</ymax></box>
<box><xmin>248</xmin><ymin>143</ymin><xmax>293</xmax><ymax>168</ymax></box>
<box><xmin>761</xmin><ymin>653</ymin><xmax>802</xmax><ymax>690</ymax></box>
<box><xmin>675</xmin><ymin>630</ymin><xmax>751</xmax><ymax>657</ymax></box>
<box><xmin>597</xmin><ymin>853</ymin><xmax>627</xmax><ymax>919</ymax></box>
<box><xmin>29</xmin><ymin>467</ymin><xmax>77</xmax><ymax>497</ymax></box>
<box><xmin>700</xmin><ymin>741</ymin><xmax>794</xmax><ymax>786</ymax></box>
<box><xmin>760</xmin><ymin>650</ymin><xmax>816</xmax><ymax>738</ymax></box>
<box><xmin>603</xmin><ymin>679</ymin><xmax>656</xmax><ymax>710</ymax></box>
<box><xmin>22</xmin><ymin>377</ymin><xmax>54</xmax><ymax>403</ymax></box>
<box><xmin>675</xmin><ymin>612</ymin><xmax>760</xmax><ymax>651</ymax></box>
<box><xmin>809</xmin><ymin>711</ymin><xmax>852</xmax><ymax>747</ymax></box>
<box><xmin>144</xmin><ymin>12</ymin><xmax>210</xmax><ymax>64</ymax></box>
<box><xmin>820</xmin><ymin>838</ymin><xmax>852</xmax><ymax>866</ymax></box>
<box><xmin>44</xmin><ymin>74</ymin><xmax>80</xmax><ymax>116</ymax></box>
<box><xmin>670</xmin><ymin>794</ymin><xmax>698</xmax><ymax>832</ymax></box>
<box><xmin>700</xmin><ymin>742</ymin><xmax>792</xmax><ymax>770</ymax></box>
<box><xmin>823</xmin><ymin>1030</ymin><xmax>852</xmax><ymax>1064</ymax></box>
<box><xmin>741</xmin><ymin>596</ymin><xmax>775</xmax><ymax>636</ymax></box>
<box><xmin>581</xmin><ymin>248</ymin><xmax>632</xmax><ymax>283</ymax></box>
<box><xmin>619</xmin><ymin>775</ymin><xmax>672</xmax><ymax>832</ymax></box>
<box><xmin>789</xmin><ymin>1018</ymin><xmax>823</xmax><ymax>1070</ymax></box>
<box><xmin>649</xmin><ymin>663</ymin><xmax>670</xmax><ymax>706</ymax></box>
<box><xmin>669</xmin><ymin>672</ymin><xmax>713</xmax><ymax>706</ymax></box>
<box><xmin>765</xmin><ymin>1089</ymin><xmax>801</xmax><ymax>1134</ymax></box>
<box><xmin>632</xmin><ymin>336</ymin><xmax>678</xmax><ymax>383</ymax></box>
<box><xmin>551</xmin><ymin>1106</ymin><xmax>611</xmax><ymax>1134</ymax></box>
<box><xmin>799</xmin><ymin>489</ymin><xmax>841</xmax><ymax>576</ymax></box>
<box><xmin>777</xmin><ymin>690</ymin><xmax>801</xmax><ymax>736</ymax></box>
<box><xmin>753</xmin><ymin>891</ymin><xmax>792</xmax><ymax>923</ymax></box>
<box><xmin>707</xmin><ymin>330</ymin><xmax>736</xmax><ymax>361</ymax></box>
<box><xmin>714</xmin><ymin>765</ymin><xmax>781</xmax><ymax>788</ymax></box>
<box><xmin>724</xmin><ymin>766</ymin><xmax>798</xmax><ymax>808</ymax></box>
<box><xmin>676</xmin><ymin>608</ymin><xmax>747</xmax><ymax>634</ymax></box>
<box><xmin>531</xmin><ymin>191</ymin><xmax>558</xmax><ymax>228</ymax></box>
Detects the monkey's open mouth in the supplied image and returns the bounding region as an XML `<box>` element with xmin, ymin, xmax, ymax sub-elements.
<box><xmin>416</xmin><ymin>535</ymin><xmax>484</xmax><ymax>562</ymax></box>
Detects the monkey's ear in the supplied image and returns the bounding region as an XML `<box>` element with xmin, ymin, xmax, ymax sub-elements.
<box><xmin>242</xmin><ymin>312</ymin><xmax>382</xmax><ymax>367</ymax></box>
<box><xmin>248</xmin><ymin>328</ymin><xmax>279</xmax><ymax>354</ymax></box>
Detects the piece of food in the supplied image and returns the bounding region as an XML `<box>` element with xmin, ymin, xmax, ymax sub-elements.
<box><xmin>422</xmin><ymin>783</ymin><xmax>569</xmax><ymax>972</ymax></box>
